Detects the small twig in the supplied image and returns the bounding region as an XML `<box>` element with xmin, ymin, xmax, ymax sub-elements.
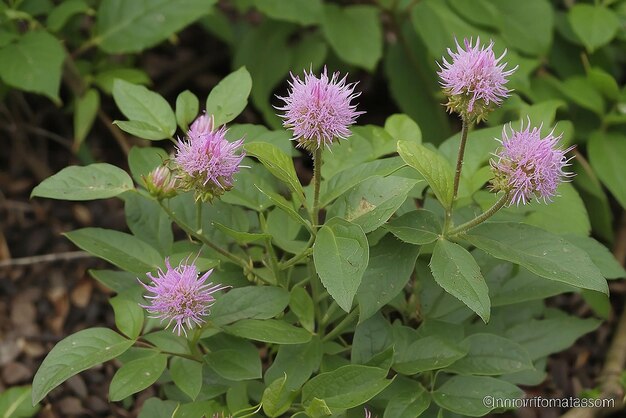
<box><xmin>0</xmin><ymin>251</ymin><xmax>92</xmax><ymax>268</ymax></box>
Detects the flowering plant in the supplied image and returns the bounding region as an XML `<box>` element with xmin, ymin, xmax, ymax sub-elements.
<box><xmin>28</xmin><ymin>36</ymin><xmax>624</xmax><ymax>418</ymax></box>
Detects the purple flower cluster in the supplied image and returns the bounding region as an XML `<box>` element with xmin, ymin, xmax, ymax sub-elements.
<box><xmin>175</xmin><ymin>114</ymin><xmax>245</xmax><ymax>201</ymax></box>
<box><xmin>143</xmin><ymin>165</ymin><xmax>177</xmax><ymax>200</ymax></box>
<box><xmin>438</xmin><ymin>37</ymin><xmax>516</xmax><ymax>120</ymax></box>
<box><xmin>490</xmin><ymin>122</ymin><xmax>575</xmax><ymax>205</ymax></box>
<box><xmin>277</xmin><ymin>67</ymin><xmax>363</xmax><ymax>151</ymax></box>
<box><xmin>141</xmin><ymin>257</ymin><xmax>228</xmax><ymax>336</ymax></box>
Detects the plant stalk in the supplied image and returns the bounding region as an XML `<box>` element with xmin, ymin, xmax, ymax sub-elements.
<box><xmin>322</xmin><ymin>309</ymin><xmax>359</xmax><ymax>342</ymax></box>
<box><xmin>446</xmin><ymin>192</ymin><xmax>510</xmax><ymax>236</ymax></box>
<box><xmin>444</xmin><ymin>117</ymin><xmax>470</xmax><ymax>232</ymax></box>
<box><xmin>312</xmin><ymin>147</ymin><xmax>323</xmax><ymax>228</ymax></box>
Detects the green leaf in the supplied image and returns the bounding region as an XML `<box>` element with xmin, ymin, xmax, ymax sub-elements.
<box><xmin>489</xmin><ymin>267</ymin><xmax>575</xmax><ymax>307</ymax></box>
<box><xmin>93</xmin><ymin>68</ymin><xmax>151</xmax><ymax>94</ymax></box>
<box><xmin>0</xmin><ymin>31</ymin><xmax>65</xmax><ymax>103</ymax></box>
<box><xmin>110</xmin><ymin>288</ymin><xmax>144</xmax><ymax>339</ymax></box>
<box><xmin>210</xmin><ymin>286</ymin><xmax>290</xmax><ymax>326</ymax></box>
<box><xmin>170</xmin><ymin>357</ymin><xmax>203</xmax><ymax>401</ymax></box>
<box><xmin>210</xmin><ymin>222</ymin><xmax>270</xmax><ymax>245</ymax></box>
<box><xmin>171</xmin><ymin>400</ymin><xmax>223</xmax><ymax>418</ymax></box>
<box><xmin>560</xmin><ymin>76</ymin><xmax>605</xmax><ymax>115</ymax></box>
<box><xmin>65</xmin><ymin>227</ymin><xmax>163</xmax><ymax>273</ymax></box>
<box><xmin>321</xmin><ymin>4</ymin><xmax>382</xmax><ymax>71</ymax></box>
<box><xmin>254</xmin><ymin>0</ymin><xmax>322</xmax><ymax>25</ymax></box>
<box><xmin>32</xmin><ymin>328</ymin><xmax>134</xmax><ymax>403</ymax></box>
<box><xmin>432</xmin><ymin>376</ymin><xmax>523</xmax><ymax>417</ymax></box>
<box><xmin>327</xmin><ymin>176</ymin><xmax>419</xmax><ymax>233</ymax></box>
<box><xmin>109</xmin><ymin>353</ymin><xmax>167</xmax><ymax>401</ymax></box>
<box><xmin>223</xmin><ymin>319</ymin><xmax>311</xmax><ymax>344</ymax></box>
<box><xmin>463</xmin><ymin>222</ymin><xmax>609</xmax><ymax>294</ymax></box>
<box><xmin>124</xmin><ymin>192</ymin><xmax>173</xmax><ymax>255</ymax></box>
<box><xmin>128</xmin><ymin>146</ymin><xmax>169</xmax><ymax>185</ymax></box>
<box><xmin>397</xmin><ymin>141</ymin><xmax>453</xmax><ymax>208</ymax></box>
<box><xmin>523</xmin><ymin>183</ymin><xmax>590</xmax><ymax>236</ymax></box>
<box><xmin>304</xmin><ymin>398</ymin><xmax>332</xmax><ymax>418</ymax></box>
<box><xmin>112</xmin><ymin>79</ymin><xmax>176</xmax><ymax>140</ymax></box>
<box><xmin>352</xmin><ymin>313</ymin><xmax>393</xmax><ymax>365</ymax></box>
<box><xmin>205</xmin><ymin>346</ymin><xmax>261</xmax><ymax>381</ymax></box>
<box><xmin>356</xmin><ymin>236</ymin><xmax>419</xmax><ymax>323</ymax></box>
<box><xmin>492</xmin><ymin>0</ymin><xmax>553</xmax><ymax>56</ymax></box>
<box><xmin>446</xmin><ymin>334</ymin><xmax>533</xmax><ymax>376</ymax></box>
<box><xmin>47</xmin><ymin>0</ymin><xmax>89</xmax><ymax>31</ymax></box>
<box><xmin>314</xmin><ymin>218</ymin><xmax>369</xmax><ymax>312</ymax></box>
<box><xmin>384</xmin><ymin>114</ymin><xmax>422</xmax><ymax>144</ymax></box>
<box><xmin>175</xmin><ymin>90</ymin><xmax>199</xmax><ymax>131</ymax></box>
<box><xmin>32</xmin><ymin>164</ymin><xmax>133</xmax><ymax>201</ymax></box>
<box><xmin>245</xmin><ymin>142</ymin><xmax>305</xmax><ymax>203</ymax></box>
<box><xmin>262</xmin><ymin>375</ymin><xmax>295</xmax><ymax>417</ymax></box>
<box><xmin>384</xmin><ymin>387</ymin><xmax>430</xmax><ymax>418</ymax></box>
<box><xmin>95</xmin><ymin>0</ymin><xmax>214</xmax><ymax>53</ymax></box>
<box><xmin>74</xmin><ymin>89</ymin><xmax>100</xmax><ymax>148</ymax></box>
<box><xmin>384</xmin><ymin>209</ymin><xmax>441</xmax><ymax>245</ymax></box>
<box><xmin>265</xmin><ymin>337</ymin><xmax>322</xmax><ymax>391</ymax></box>
<box><xmin>568</xmin><ymin>4</ymin><xmax>620</xmax><ymax>52</ymax></box>
<box><xmin>206</xmin><ymin>66</ymin><xmax>252</xmax><ymax>126</ymax></box>
<box><xmin>0</xmin><ymin>386</ymin><xmax>40</xmax><ymax>418</ymax></box>
<box><xmin>430</xmin><ymin>239</ymin><xmax>491</xmax><ymax>322</ymax></box>
<box><xmin>301</xmin><ymin>365</ymin><xmax>392</xmax><ymax>410</ymax></box>
<box><xmin>393</xmin><ymin>336</ymin><xmax>467</xmax><ymax>375</ymax></box>
<box><xmin>588</xmin><ymin>132</ymin><xmax>626</xmax><ymax>209</ymax></box>
<box><xmin>565</xmin><ymin>235</ymin><xmax>626</xmax><ymax>279</ymax></box>
<box><xmin>144</xmin><ymin>330</ymin><xmax>190</xmax><ymax>355</ymax></box>
<box><xmin>138</xmin><ymin>398</ymin><xmax>178</xmax><ymax>418</ymax></box>
<box><xmin>290</xmin><ymin>287</ymin><xmax>315</xmax><ymax>333</ymax></box>
<box><xmin>90</xmin><ymin>269</ymin><xmax>139</xmax><ymax>293</ymax></box>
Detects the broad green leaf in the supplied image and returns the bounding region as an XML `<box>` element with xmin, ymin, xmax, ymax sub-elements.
<box><xmin>143</xmin><ymin>330</ymin><xmax>190</xmax><ymax>355</ymax></box>
<box><xmin>397</xmin><ymin>141</ymin><xmax>453</xmax><ymax>208</ymax></box>
<box><xmin>568</xmin><ymin>4</ymin><xmax>620</xmax><ymax>52</ymax></box>
<box><xmin>206</xmin><ymin>66</ymin><xmax>252</xmax><ymax>126</ymax></box>
<box><xmin>433</xmin><ymin>376</ymin><xmax>523</xmax><ymax>417</ymax></box>
<box><xmin>560</xmin><ymin>76</ymin><xmax>605</xmax><ymax>115</ymax></box>
<box><xmin>313</xmin><ymin>218</ymin><xmax>369</xmax><ymax>312</ymax></box>
<box><xmin>265</xmin><ymin>337</ymin><xmax>323</xmax><ymax>391</ymax></box>
<box><xmin>523</xmin><ymin>183</ymin><xmax>590</xmax><ymax>236</ymax></box>
<box><xmin>95</xmin><ymin>0</ymin><xmax>214</xmax><ymax>53</ymax></box>
<box><xmin>113</xmin><ymin>79</ymin><xmax>176</xmax><ymax>140</ymax></box>
<box><xmin>394</xmin><ymin>336</ymin><xmax>467</xmax><ymax>375</ymax></box>
<box><xmin>210</xmin><ymin>286</ymin><xmax>290</xmax><ymax>326</ymax></box>
<box><xmin>384</xmin><ymin>386</ymin><xmax>430</xmax><ymax>418</ymax></box>
<box><xmin>128</xmin><ymin>146</ymin><xmax>170</xmax><ymax>185</ymax></box>
<box><xmin>492</xmin><ymin>0</ymin><xmax>553</xmax><ymax>56</ymax></box>
<box><xmin>223</xmin><ymin>319</ymin><xmax>311</xmax><ymax>344</ymax></box>
<box><xmin>245</xmin><ymin>142</ymin><xmax>305</xmax><ymax>202</ymax></box>
<box><xmin>588</xmin><ymin>67</ymin><xmax>619</xmax><ymax>101</ymax></box>
<box><xmin>74</xmin><ymin>89</ymin><xmax>100</xmax><ymax>148</ymax></box>
<box><xmin>254</xmin><ymin>0</ymin><xmax>322</xmax><ymax>25</ymax></box>
<box><xmin>384</xmin><ymin>209</ymin><xmax>441</xmax><ymax>245</ymax></box>
<box><xmin>384</xmin><ymin>114</ymin><xmax>422</xmax><ymax>144</ymax></box>
<box><xmin>47</xmin><ymin>0</ymin><xmax>90</xmax><ymax>31</ymax></box>
<box><xmin>290</xmin><ymin>287</ymin><xmax>315</xmax><ymax>333</ymax></box>
<box><xmin>138</xmin><ymin>398</ymin><xmax>178</xmax><ymax>418</ymax></box>
<box><xmin>463</xmin><ymin>222</ymin><xmax>609</xmax><ymax>294</ymax></box>
<box><xmin>321</xmin><ymin>4</ymin><xmax>382</xmax><ymax>71</ymax></box>
<box><xmin>351</xmin><ymin>313</ymin><xmax>393</xmax><ymax>365</ymax></box>
<box><xmin>356</xmin><ymin>236</ymin><xmax>419</xmax><ymax>323</ymax></box>
<box><xmin>262</xmin><ymin>375</ymin><xmax>295</xmax><ymax>417</ymax></box>
<box><xmin>446</xmin><ymin>334</ymin><xmax>533</xmax><ymax>376</ymax></box>
<box><xmin>93</xmin><ymin>68</ymin><xmax>151</xmax><ymax>94</ymax></box>
<box><xmin>171</xmin><ymin>400</ymin><xmax>223</xmax><ymax>418</ymax></box>
<box><xmin>124</xmin><ymin>192</ymin><xmax>173</xmax><ymax>255</ymax></box>
<box><xmin>175</xmin><ymin>90</ymin><xmax>199</xmax><ymax>131</ymax></box>
<box><xmin>31</xmin><ymin>164</ymin><xmax>133</xmax><ymax>201</ymax></box>
<box><xmin>304</xmin><ymin>398</ymin><xmax>332</xmax><ymax>418</ymax></box>
<box><xmin>170</xmin><ymin>357</ymin><xmax>203</xmax><ymax>400</ymax></box>
<box><xmin>90</xmin><ymin>269</ymin><xmax>139</xmax><ymax>293</ymax></box>
<box><xmin>0</xmin><ymin>386</ymin><xmax>39</xmax><ymax>418</ymax></box>
<box><xmin>588</xmin><ymin>132</ymin><xmax>626</xmax><ymax>209</ymax></box>
<box><xmin>327</xmin><ymin>176</ymin><xmax>419</xmax><ymax>233</ymax></box>
<box><xmin>32</xmin><ymin>328</ymin><xmax>133</xmax><ymax>403</ymax></box>
<box><xmin>301</xmin><ymin>365</ymin><xmax>392</xmax><ymax>410</ymax></box>
<box><xmin>505</xmin><ymin>317</ymin><xmax>601</xmax><ymax>360</ymax></box>
<box><xmin>205</xmin><ymin>346</ymin><xmax>261</xmax><ymax>381</ymax></box>
<box><xmin>430</xmin><ymin>239</ymin><xmax>491</xmax><ymax>322</ymax></box>
<box><xmin>565</xmin><ymin>235</ymin><xmax>626</xmax><ymax>279</ymax></box>
<box><xmin>210</xmin><ymin>222</ymin><xmax>270</xmax><ymax>245</ymax></box>
<box><xmin>110</xmin><ymin>288</ymin><xmax>145</xmax><ymax>339</ymax></box>
<box><xmin>0</xmin><ymin>31</ymin><xmax>65</xmax><ymax>103</ymax></box>
<box><xmin>109</xmin><ymin>353</ymin><xmax>167</xmax><ymax>401</ymax></box>
<box><xmin>65</xmin><ymin>227</ymin><xmax>163</xmax><ymax>273</ymax></box>
<box><xmin>489</xmin><ymin>267</ymin><xmax>575</xmax><ymax>307</ymax></box>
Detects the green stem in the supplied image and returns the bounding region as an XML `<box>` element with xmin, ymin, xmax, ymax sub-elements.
<box><xmin>279</xmin><ymin>234</ymin><xmax>315</xmax><ymax>270</ymax></box>
<box><xmin>444</xmin><ymin>117</ymin><xmax>470</xmax><ymax>232</ymax></box>
<box><xmin>322</xmin><ymin>309</ymin><xmax>359</xmax><ymax>342</ymax></box>
<box><xmin>309</xmin><ymin>262</ymin><xmax>323</xmax><ymax>334</ymax></box>
<box><xmin>195</xmin><ymin>200</ymin><xmax>202</xmax><ymax>231</ymax></box>
<box><xmin>259</xmin><ymin>213</ymin><xmax>282</xmax><ymax>285</ymax></box>
<box><xmin>312</xmin><ymin>148</ymin><xmax>323</xmax><ymax>228</ymax></box>
<box><xmin>446</xmin><ymin>193</ymin><xmax>510</xmax><ymax>236</ymax></box>
<box><xmin>320</xmin><ymin>301</ymin><xmax>340</xmax><ymax>327</ymax></box>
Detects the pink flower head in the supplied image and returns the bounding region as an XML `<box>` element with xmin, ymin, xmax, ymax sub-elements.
<box><xmin>276</xmin><ymin>67</ymin><xmax>363</xmax><ymax>151</ymax></box>
<box><xmin>142</xmin><ymin>165</ymin><xmax>177</xmax><ymax>199</ymax></box>
<box><xmin>140</xmin><ymin>257</ymin><xmax>228</xmax><ymax>336</ymax></box>
<box><xmin>490</xmin><ymin>121</ymin><xmax>575</xmax><ymax>206</ymax></box>
<box><xmin>438</xmin><ymin>37</ymin><xmax>517</xmax><ymax>120</ymax></box>
<box><xmin>175</xmin><ymin>114</ymin><xmax>245</xmax><ymax>201</ymax></box>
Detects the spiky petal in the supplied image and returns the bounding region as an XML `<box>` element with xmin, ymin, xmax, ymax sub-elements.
<box><xmin>174</xmin><ymin>114</ymin><xmax>245</xmax><ymax>202</ymax></box>
<box><xmin>438</xmin><ymin>37</ymin><xmax>517</xmax><ymax>121</ymax></box>
<box><xmin>490</xmin><ymin>121</ymin><xmax>575</xmax><ymax>206</ymax></box>
<box><xmin>140</xmin><ymin>257</ymin><xmax>228</xmax><ymax>336</ymax></box>
<box><xmin>276</xmin><ymin>67</ymin><xmax>363</xmax><ymax>151</ymax></box>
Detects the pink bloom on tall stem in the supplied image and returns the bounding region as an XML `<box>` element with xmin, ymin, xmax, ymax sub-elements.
<box><xmin>276</xmin><ymin>67</ymin><xmax>363</xmax><ymax>151</ymax></box>
<box><xmin>175</xmin><ymin>114</ymin><xmax>245</xmax><ymax>201</ymax></box>
<box><xmin>140</xmin><ymin>257</ymin><xmax>228</xmax><ymax>336</ymax></box>
<box><xmin>490</xmin><ymin>121</ymin><xmax>575</xmax><ymax>206</ymax></box>
<box><xmin>438</xmin><ymin>37</ymin><xmax>517</xmax><ymax>120</ymax></box>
